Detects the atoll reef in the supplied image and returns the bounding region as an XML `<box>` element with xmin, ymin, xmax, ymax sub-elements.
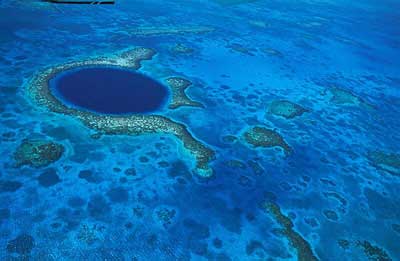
<box><xmin>243</xmin><ymin>126</ymin><xmax>291</xmax><ymax>155</ymax></box>
<box><xmin>27</xmin><ymin>47</ymin><xmax>215</xmax><ymax>177</ymax></box>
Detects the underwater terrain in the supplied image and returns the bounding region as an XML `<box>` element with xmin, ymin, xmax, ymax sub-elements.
<box><xmin>0</xmin><ymin>0</ymin><xmax>399</xmax><ymax>260</ymax></box>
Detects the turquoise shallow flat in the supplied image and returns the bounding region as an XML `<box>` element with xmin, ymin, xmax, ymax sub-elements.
<box><xmin>0</xmin><ymin>0</ymin><xmax>399</xmax><ymax>260</ymax></box>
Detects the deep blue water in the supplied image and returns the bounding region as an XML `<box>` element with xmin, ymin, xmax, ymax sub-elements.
<box><xmin>0</xmin><ymin>0</ymin><xmax>399</xmax><ymax>260</ymax></box>
<box><xmin>51</xmin><ymin>67</ymin><xmax>168</xmax><ymax>114</ymax></box>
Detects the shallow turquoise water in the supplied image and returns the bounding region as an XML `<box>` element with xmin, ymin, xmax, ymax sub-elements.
<box><xmin>0</xmin><ymin>0</ymin><xmax>399</xmax><ymax>260</ymax></box>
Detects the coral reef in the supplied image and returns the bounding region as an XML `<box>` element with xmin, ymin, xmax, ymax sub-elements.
<box><xmin>153</xmin><ymin>206</ymin><xmax>178</xmax><ymax>229</ymax></box>
<box><xmin>222</xmin><ymin>135</ymin><xmax>237</xmax><ymax>143</ymax></box>
<box><xmin>260</xmin><ymin>200</ymin><xmax>319</xmax><ymax>261</ymax></box>
<box><xmin>243</xmin><ymin>126</ymin><xmax>291</xmax><ymax>155</ymax></box>
<box><xmin>27</xmin><ymin>47</ymin><xmax>157</xmax><ymax>115</ymax></box>
<box><xmin>337</xmin><ymin>239</ymin><xmax>350</xmax><ymax>249</ymax></box>
<box><xmin>326</xmin><ymin>87</ymin><xmax>374</xmax><ymax>109</ymax></box>
<box><xmin>77</xmin><ymin>224</ymin><xmax>100</xmax><ymax>245</ymax></box>
<box><xmin>323</xmin><ymin>209</ymin><xmax>338</xmax><ymax>221</ymax></box>
<box><xmin>14</xmin><ymin>139</ymin><xmax>64</xmax><ymax>168</ymax></box>
<box><xmin>80</xmin><ymin>114</ymin><xmax>215</xmax><ymax>177</ymax></box>
<box><xmin>268</xmin><ymin>100</ymin><xmax>309</xmax><ymax>119</ymax></box>
<box><xmin>262</xmin><ymin>48</ymin><xmax>283</xmax><ymax>57</ymax></box>
<box><xmin>367</xmin><ymin>150</ymin><xmax>400</xmax><ymax>176</ymax></box>
<box><xmin>357</xmin><ymin>240</ymin><xmax>392</xmax><ymax>261</ymax></box>
<box><xmin>248</xmin><ymin>160</ymin><xmax>264</xmax><ymax>175</ymax></box>
<box><xmin>27</xmin><ymin>47</ymin><xmax>215</xmax><ymax>177</ymax></box>
<box><xmin>323</xmin><ymin>191</ymin><xmax>347</xmax><ymax>212</ymax></box>
<box><xmin>226</xmin><ymin>159</ymin><xmax>246</xmax><ymax>169</ymax></box>
<box><xmin>165</xmin><ymin>77</ymin><xmax>204</xmax><ymax>109</ymax></box>
<box><xmin>171</xmin><ymin>44</ymin><xmax>194</xmax><ymax>54</ymax></box>
<box><xmin>227</xmin><ymin>43</ymin><xmax>255</xmax><ymax>56</ymax></box>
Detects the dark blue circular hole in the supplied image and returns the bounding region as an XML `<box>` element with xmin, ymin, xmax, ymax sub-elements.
<box><xmin>50</xmin><ymin>66</ymin><xmax>169</xmax><ymax>115</ymax></box>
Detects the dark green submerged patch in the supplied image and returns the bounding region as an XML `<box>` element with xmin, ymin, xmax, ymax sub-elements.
<box><xmin>357</xmin><ymin>240</ymin><xmax>392</xmax><ymax>261</ymax></box>
<box><xmin>325</xmin><ymin>87</ymin><xmax>374</xmax><ymax>110</ymax></box>
<box><xmin>6</xmin><ymin>234</ymin><xmax>35</xmax><ymax>255</ymax></box>
<box><xmin>260</xmin><ymin>200</ymin><xmax>319</xmax><ymax>261</ymax></box>
<box><xmin>367</xmin><ymin>150</ymin><xmax>400</xmax><ymax>177</ymax></box>
<box><xmin>268</xmin><ymin>100</ymin><xmax>309</xmax><ymax>119</ymax></box>
<box><xmin>14</xmin><ymin>139</ymin><xmax>64</xmax><ymax>168</ymax></box>
<box><xmin>243</xmin><ymin>126</ymin><xmax>291</xmax><ymax>155</ymax></box>
<box><xmin>27</xmin><ymin>47</ymin><xmax>215</xmax><ymax>177</ymax></box>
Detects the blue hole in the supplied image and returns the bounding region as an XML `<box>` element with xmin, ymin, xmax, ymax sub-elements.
<box><xmin>50</xmin><ymin>66</ymin><xmax>169</xmax><ymax>115</ymax></box>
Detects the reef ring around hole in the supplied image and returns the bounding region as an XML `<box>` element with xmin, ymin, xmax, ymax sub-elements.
<box><xmin>27</xmin><ymin>47</ymin><xmax>215</xmax><ymax>178</ymax></box>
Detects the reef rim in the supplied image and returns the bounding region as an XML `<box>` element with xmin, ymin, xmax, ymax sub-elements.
<box><xmin>26</xmin><ymin>47</ymin><xmax>215</xmax><ymax>177</ymax></box>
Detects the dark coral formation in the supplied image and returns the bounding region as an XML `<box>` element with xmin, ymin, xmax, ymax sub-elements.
<box><xmin>6</xmin><ymin>234</ymin><xmax>35</xmax><ymax>255</ymax></box>
<box><xmin>323</xmin><ymin>191</ymin><xmax>347</xmax><ymax>211</ymax></box>
<box><xmin>27</xmin><ymin>47</ymin><xmax>215</xmax><ymax>177</ymax></box>
<box><xmin>154</xmin><ymin>206</ymin><xmax>178</xmax><ymax>229</ymax></box>
<box><xmin>87</xmin><ymin>194</ymin><xmax>111</xmax><ymax>220</ymax></box>
<box><xmin>183</xmin><ymin>218</ymin><xmax>210</xmax><ymax>240</ymax></box>
<box><xmin>222</xmin><ymin>135</ymin><xmax>237</xmax><ymax>143</ymax></box>
<box><xmin>262</xmin><ymin>47</ymin><xmax>283</xmax><ymax>57</ymax></box>
<box><xmin>0</xmin><ymin>208</ymin><xmax>10</xmax><ymax>221</ymax></box>
<box><xmin>227</xmin><ymin>43</ymin><xmax>255</xmax><ymax>56</ymax></box>
<box><xmin>248</xmin><ymin>160</ymin><xmax>264</xmax><ymax>175</ymax></box>
<box><xmin>106</xmin><ymin>186</ymin><xmax>129</xmax><ymax>203</ymax></box>
<box><xmin>14</xmin><ymin>139</ymin><xmax>64</xmax><ymax>168</ymax></box>
<box><xmin>0</xmin><ymin>180</ymin><xmax>23</xmax><ymax>193</ymax></box>
<box><xmin>246</xmin><ymin>240</ymin><xmax>267</xmax><ymax>258</ymax></box>
<box><xmin>226</xmin><ymin>159</ymin><xmax>246</xmax><ymax>169</ymax></box>
<box><xmin>337</xmin><ymin>239</ymin><xmax>350</xmax><ymax>249</ymax></box>
<box><xmin>392</xmin><ymin>224</ymin><xmax>400</xmax><ymax>234</ymax></box>
<box><xmin>323</xmin><ymin>209</ymin><xmax>338</xmax><ymax>221</ymax></box>
<box><xmin>77</xmin><ymin>224</ymin><xmax>99</xmax><ymax>245</ymax></box>
<box><xmin>165</xmin><ymin>77</ymin><xmax>204</xmax><ymax>109</ymax></box>
<box><xmin>37</xmin><ymin>168</ymin><xmax>61</xmax><ymax>187</ymax></box>
<box><xmin>357</xmin><ymin>240</ymin><xmax>392</xmax><ymax>261</ymax></box>
<box><xmin>367</xmin><ymin>150</ymin><xmax>400</xmax><ymax>176</ymax></box>
<box><xmin>243</xmin><ymin>126</ymin><xmax>291</xmax><ymax>155</ymax></box>
<box><xmin>268</xmin><ymin>100</ymin><xmax>309</xmax><ymax>119</ymax></box>
<box><xmin>260</xmin><ymin>200</ymin><xmax>319</xmax><ymax>261</ymax></box>
<box><xmin>171</xmin><ymin>44</ymin><xmax>194</xmax><ymax>54</ymax></box>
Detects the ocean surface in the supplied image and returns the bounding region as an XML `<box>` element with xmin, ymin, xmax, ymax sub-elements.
<box><xmin>0</xmin><ymin>0</ymin><xmax>399</xmax><ymax>260</ymax></box>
